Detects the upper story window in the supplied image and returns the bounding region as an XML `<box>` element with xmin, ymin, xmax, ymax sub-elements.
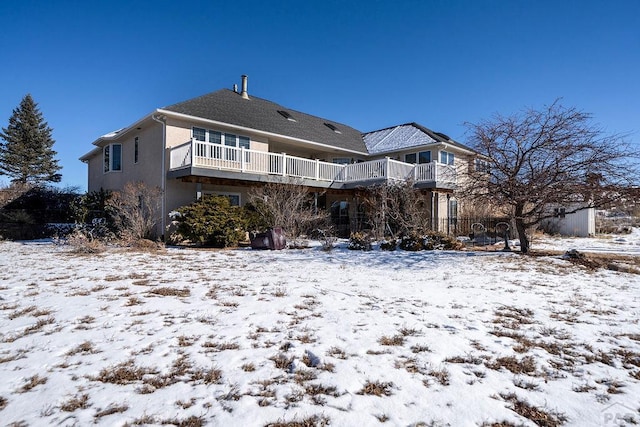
<box><xmin>404</xmin><ymin>150</ymin><xmax>431</xmax><ymax>164</ymax></box>
<box><xmin>474</xmin><ymin>158</ymin><xmax>490</xmax><ymax>172</ymax></box>
<box><xmin>332</xmin><ymin>157</ymin><xmax>351</xmax><ymax>165</ymax></box>
<box><xmin>192</xmin><ymin>127</ymin><xmax>250</xmax><ymax>148</ymax></box>
<box><xmin>134</xmin><ymin>137</ymin><xmax>139</xmax><ymax>164</ymax></box>
<box><xmin>440</xmin><ymin>151</ymin><xmax>454</xmax><ymax>165</ymax></box>
<box><xmin>103</xmin><ymin>143</ymin><xmax>122</xmax><ymax>173</ymax></box>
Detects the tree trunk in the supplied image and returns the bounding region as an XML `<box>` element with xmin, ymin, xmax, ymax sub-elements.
<box><xmin>515</xmin><ymin>218</ymin><xmax>529</xmax><ymax>254</ymax></box>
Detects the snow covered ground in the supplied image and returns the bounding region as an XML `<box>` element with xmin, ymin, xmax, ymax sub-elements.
<box><xmin>0</xmin><ymin>234</ymin><xmax>639</xmax><ymax>426</ymax></box>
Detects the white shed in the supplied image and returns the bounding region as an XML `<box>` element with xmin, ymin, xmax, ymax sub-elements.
<box><xmin>541</xmin><ymin>205</ymin><xmax>595</xmax><ymax>237</ymax></box>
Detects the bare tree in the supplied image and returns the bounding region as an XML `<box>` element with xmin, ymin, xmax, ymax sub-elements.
<box><xmin>362</xmin><ymin>181</ymin><xmax>431</xmax><ymax>239</ymax></box>
<box><xmin>462</xmin><ymin>100</ymin><xmax>639</xmax><ymax>253</ymax></box>
<box><xmin>247</xmin><ymin>179</ymin><xmax>326</xmax><ymax>243</ymax></box>
<box><xmin>106</xmin><ymin>181</ymin><xmax>163</xmax><ymax>241</ymax></box>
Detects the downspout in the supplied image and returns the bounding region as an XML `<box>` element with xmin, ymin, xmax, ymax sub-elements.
<box><xmin>151</xmin><ymin>113</ymin><xmax>167</xmax><ymax>240</ymax></box>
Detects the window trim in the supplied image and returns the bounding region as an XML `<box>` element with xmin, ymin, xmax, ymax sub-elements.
<box><xmin>103</xmin><ymin>143</ymin><xmax>122</xmax><ymax>173</ymax></box>
<box><xmin>404</xmin><ymin>150</ymin><xmax>431</xmax><ymax>164</ymax></box>
<box><xmin>192</xmin><ymin>127</ymin><xmax>251</xmax><ymax>149</ymax></box>
<box><xmin>440</xmin><ymin>150</ymin><xmax>455</xmax><ymax>165</ymax></box>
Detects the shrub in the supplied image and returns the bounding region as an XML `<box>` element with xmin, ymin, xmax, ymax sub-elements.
<box><xmin>348</xmin><ymin>232</ymin><xmax>372</xmax><ymax>251</ymax></box>
<box><xmin>176</xmin><ymin>196</ymin><xmax>247</xmax><ymax>247</ymax></box>
<box><xmin>379</xmin><ymin>239</ymin><xmax>397</xmax><ymax>251</ymax></box>
<box><xmin>423</xmin><ymin>231</ymin><xmax>465</xmax><ymax>250</ymax></box>
<box><xmin>399</xmin><ymin>233</ymin><xmax>423</xmax><ymax>251</ymax></box>
<box><xmin>106</xmin><ymin>182</ymin><xmax>162</xmax><ymax>241</ymax></box>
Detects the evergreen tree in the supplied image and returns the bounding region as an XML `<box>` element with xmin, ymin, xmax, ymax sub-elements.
<box><xmin>0</xmin><ymin>94</ymin><xmax>61</xmax><ymax>184</ymax></box>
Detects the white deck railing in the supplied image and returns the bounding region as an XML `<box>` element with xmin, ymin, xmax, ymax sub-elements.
<box><xmin>169</xmin><ymin>139</ymin><xmax>456</xmax><ymax>186</ymax></box>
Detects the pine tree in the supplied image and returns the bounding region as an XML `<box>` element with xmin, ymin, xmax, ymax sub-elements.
<box><xmin>0</xmin><ymin>94</ymin><xmax>61</xmax><ymax>184</ymax></box>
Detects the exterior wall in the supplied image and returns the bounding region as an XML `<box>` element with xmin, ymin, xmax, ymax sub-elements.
<box><xmin>542</xmin><ymin>206</ymin><xmax>595</xmax><ymax>237</ymax></box>
<box><xmin>86</xmin><ymin>121</ymin><xmax>164</xmax><ymax>193</ymax></box>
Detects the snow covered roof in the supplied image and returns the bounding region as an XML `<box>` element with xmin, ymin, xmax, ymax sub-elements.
<box><xmin>100</xmin><ymin>128</ymin><xmax>125</xmax><ymax>139</ymax></box>
<box><xmin>363</xmin><ymin>123</ymin><xmax>475</xmax><ymax>155</ymax></box>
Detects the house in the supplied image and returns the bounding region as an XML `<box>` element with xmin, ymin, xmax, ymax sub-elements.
<box><xmin>80</xmin><ymin>76</ymin><xmax>479</xmax><ymax>238</ymax></box>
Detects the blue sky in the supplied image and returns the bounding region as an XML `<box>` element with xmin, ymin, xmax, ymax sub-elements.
<box><xmin>1</xmin><ymin>0</ymin><xmax>638</xmax><ymax>191</ymax></box>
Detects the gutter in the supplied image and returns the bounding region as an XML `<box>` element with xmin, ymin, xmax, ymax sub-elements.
<box><xmin>151</xmin><ymin>113</ymin><xmax>167</xmax><ymax>240</ymax></box>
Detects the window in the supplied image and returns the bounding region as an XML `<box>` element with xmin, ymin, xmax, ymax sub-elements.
<box><xmin>191</xmin><ymin>127</ymin><xmax>250</xmax><ymax>149</ymax></box>
<box><xmin>205</xmin><ymin>192</ymin><xmax>241</xmax><ymax>206</ymax></box>
<box><xmin>332</xmin><ymin>157</ymin><xmax>351</xmax><ymax>165</ymax></box>
<box><xmin>554</xmin><ymin>207</ymin><xmax>566</xmax><ymax>219</ymax></box>
<box><xmin>405</xmin><ymin>153</ymin><xmax>417</xmax><ymax>164</ymax></box>
<box><xmin>134</xmin><ymin>137</ymin><xmax>139</xmax><ymax>164</ymax></box>
<box><xmin>210</xmin><ymin>131</ymin><xmax>221</xmax><ymax>144</ymax></box>
<box><xmin>474</xmin><ymin>158</ymin><xmax>490</xmax><ymax>172</ymax></box>
<box><xmin>103</xmin><ymin>143</ymin><xmax>122</xmax><ymax>172</ymax></box>
<box><xmin>193</xmin><ymin>127</ymin><xmax>206</xmax><ymax>141</ymax></box>
<box><xmin>404</xmin><ymin>151</ymin><xmax>430</xmax><ymax>164</ymax></box>
<box><xmin>418</xmin><ymin>151</ymin><xmax>431</xmax><ymax>164</ymax></box>
<box><xmin>440</xmin><ymin>151</ymin><xmax>454</xmax><ymax>165</ymax></box>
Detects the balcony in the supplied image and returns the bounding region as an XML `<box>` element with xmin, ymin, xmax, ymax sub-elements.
<box><xmin>169</xmin><ymin>139</ymin><xmax>456</xmax><ymax>188</ymax></box>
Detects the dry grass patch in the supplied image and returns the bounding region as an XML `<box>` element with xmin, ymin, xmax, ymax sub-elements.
<box><xmin>0</xmin><ymin>396</ymin><xmax>7</xmax><ymax>411</ymax></box>
<box><xmin>444</xmin><ymin>355</ymin><xmax>484</xmax><ymax>365</ymax></box>
<box><xmin>487</xmin><ymin>356</ymin><xmax>537</xmax><ymax>375</ymax></box>
<box><xmin>378</xmin><ymin>334</ymin><xmax>405</xmax><ymax>346</ymax></box>
<box><xmin>500</xmin><ymin>392</ymin><xmax>567</xmax><ymax>426</ymax></box>
<box><xmin>94</xmin><ymin>404</ymin><xmax>129</xmax><ymax>418</ymax></box>
<box><xmin>60</xmin><ymin>393</ymin><xmax>89</xmax><ymax>412</ymax></box>
<box><xmin>294</xmin><ymin>369</ymin><xmax>318</xmax><ymax>384</ymax></box>
<box><xmin>326</xmin><ymin>346</ymin><xmax>348</xmax><ymax>359</ymax></box>
<box><xmin>91</xmin><ymin>360</ymin><xmax>157</xmax><ymax>385</ymax></box>
<box><xmin>148</xmin><ymin>287</ymin><xmax>190</xmax><ymax>297</ymax></box>
<box><xmin>271</xmin><ymin>353</ymin><xmax>295</xmax><ymax>371</ymax></box>
<box><xmin>265</xmin><ymin>414</ymin><xmax>331</xmax><ymax>427</ymax></box>
<box><xmin>123</xmin><ymin>415</ymin><xmax>204</xmax><ymax>427</ymax></box>
<box><xmin>426</xmin><ymin>367</ymin><xmax>451</xmax><ymax>386</ymax></box>
<box><xmin>177</xmin><ymin>335</ymin><xmax>199</xmax><ymax>347</ymax></box>
<box><xmin>358</xmin><ymin>380</ymin><xmax>394</xmax><ymax>396</ymax></box>
<box><xmin>8</xmin><ymin>305</ymin><xmax>37</xmax><ymax>319</ymax></box>
<box><xmin>241</xmin><ymin>363</ymin><xmax>256</xmax><ymax>372</ymax></box>
<box><xmin>202</xmin><ymin>341</ymin><xmax>239</xmax><ymax>351</ymax></box>
<box><xmin>124</xmin><ymin>297</ymin><xmax>143</xmax><ymax>306</ymax></box>
<box><xmin>0</xmin><ymin>349</ymin><xmax>27</xmax><ymax>364</ymax></box>
<box><xmin>19</xmin><ymin>374</ymin><xmax>47</xmax><ymax>393</ymax></box>
<box><xmin>66</xmin><ymin>341</ymin><xmax>99</xmax><ymax>356</ymax></box>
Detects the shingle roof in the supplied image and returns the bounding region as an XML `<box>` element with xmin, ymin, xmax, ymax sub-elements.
<box><xmin>162</xmin><ymin>89</ymin><xmax>368</xmax><ymax>153</ymax></box>
<box><xmin>363</xmin><ymin>122</ymin><xmax>475</xmax><ymax>155</ymax></box>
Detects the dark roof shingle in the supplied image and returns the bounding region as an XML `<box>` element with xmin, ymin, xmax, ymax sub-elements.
<box><xmin>163</xmin><ymin>89</ymin><xmax>367</xmax><ymax>153</ymax></box>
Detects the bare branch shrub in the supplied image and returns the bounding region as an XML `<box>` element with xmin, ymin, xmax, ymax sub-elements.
<box><xmin>106</xmin><ymin>181</ymin><xmax>162</xmax><ymax>241</ymax></box>
<box><xmin>362</xmin><ymin>181</ymin><xmax>431</xmax><ymax>239</ymax></box>
<box><xmin>0</xmin><ymin>182</ymin><xmax>31</xmax><ymax>209</ymax></box>
<box><xmin>247</xmin><ymin>179</ymin><xmax>327</xmax><ymax>243</ymax></box>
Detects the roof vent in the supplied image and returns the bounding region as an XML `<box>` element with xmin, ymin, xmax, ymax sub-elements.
<box><xmin>278</xmin><ymin>110</ymin><xmax>296</xmax><ymax>122</ymax></box>
<box><xmin>240</xmin><ymin>75</ymin><xmax>249</xmax><ymax>100</ymax></box>
<box><xmin>324</xmin><ymin>123</ymin><xmax>341</xmax><ymax>134</ymax></box>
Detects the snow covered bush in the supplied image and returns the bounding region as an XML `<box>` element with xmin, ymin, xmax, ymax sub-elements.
<box><xmin>379</xmin><ymin>239</ymin><xmax>397</xmax><ymax>251</ymax></box>
<box><xmin>399</xmin><ymin>233</ymin><xmax>423</xmax><ymax>251</ymax></box>
<box><xmin>348</xmin><ymin>232</ymin><xmax>372</xmax><ymax>251</ymax></box>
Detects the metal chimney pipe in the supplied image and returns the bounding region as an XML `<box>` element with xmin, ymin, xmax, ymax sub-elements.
<box><xmin>241</xmin><ymin>75</ymin><xmax>249</xmax><ymax>99</ymax></box>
